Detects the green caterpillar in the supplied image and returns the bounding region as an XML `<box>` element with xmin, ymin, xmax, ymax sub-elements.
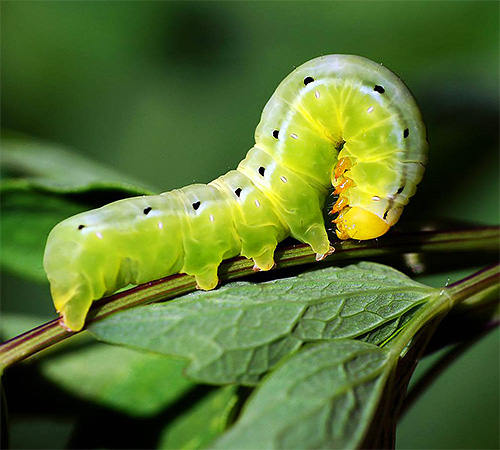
<box><xmin>44</xmin><ymin>54</ymin><xmax>428</xmax><ymax>331</ymax></box>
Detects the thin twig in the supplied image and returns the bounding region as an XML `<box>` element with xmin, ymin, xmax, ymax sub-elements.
<box><xmin>0</xmin><ymin>226</ymin><xmax>498</xmax><ymax>372</ymax></box>
<box><xmin>400</xmin><ymin>321</ymin><xmax>499</xmax><ymax>417</ymax></box>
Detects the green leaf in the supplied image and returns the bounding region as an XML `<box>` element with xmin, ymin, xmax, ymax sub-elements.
<box><xmin>91</xmin><ymin>262</ymin><xmax>436</xmax><ymax>385</ymax></box>
<box><xmin>40</xmin><ymin>343</ymin><xmax>194</xmax><ymax>417</ymax></box>
<box><xmin>159</xmin><ymin>386</ymin><xmax>239</xmax><ymax>450</ymax></box>
<box><xmin>1</xmin><ymin>134</ymin><xmax>155</xmax><ymax>193</ymax></box>
<box><xmin>213</xmin><ymin>340</ymin><xmax>397</xmax><ymax>449</ymax></box>
<box><xmin>1</xmin><ymin>314</ymin><xmax>195</xmax><ymax>417</ymax></box>
<box><xmin>1</xmin><ymin>190</ymin><xmax>85</xmax><ymax>281</ymax></box>
<box><xmin>0</xmin><ymin>135</ymin><xmax>156</xmax><ymax>281</ymax></box>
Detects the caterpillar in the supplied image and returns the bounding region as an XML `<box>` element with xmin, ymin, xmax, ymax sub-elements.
<box><xmin>43</xmin><ymin>54</ymin><xmax>428</xmax><ymax>331</ymax></box>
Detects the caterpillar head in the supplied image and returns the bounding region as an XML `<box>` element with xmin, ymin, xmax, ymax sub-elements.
<box><xmin>332</xmin><ymin>157</ymin><xmax>415</xmax><ymax>240</ymax></box>
<box><xmin>334</xmin><ymin>206</ymin><xmax>391</xmax><ymax>240</ymax></box>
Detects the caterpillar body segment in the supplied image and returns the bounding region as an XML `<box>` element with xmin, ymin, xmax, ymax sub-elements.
<box><xmin>44</xmin><ymin>176</ymin><xmax>290</xmax><ymax>331</ymax></box>
<box><xmin>43</xmin><ymin>54</ymin><xmax>427</xmax><ymax>331</ymax></box>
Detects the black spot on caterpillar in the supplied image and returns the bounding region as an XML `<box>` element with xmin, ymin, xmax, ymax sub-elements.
<box><xmin>43</xmin><ymin>54</ymin><xmax>428</xmax><ymax>331</ymax></box>
<box><xmin>303</xmin><ymin>76</ymin><xmax>315</xmax><ymax>85</ymax></box>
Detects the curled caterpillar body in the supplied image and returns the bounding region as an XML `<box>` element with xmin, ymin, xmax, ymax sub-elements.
<box><xmin>44</xmin><ymin>54</ymin><xmax>427</xmax><ymax>331</ymax></box>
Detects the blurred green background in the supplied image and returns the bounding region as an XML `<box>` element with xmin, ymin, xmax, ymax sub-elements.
<box><xmin>1</xmin><ymin>1</ymin><xmax>498</xmax><ymax>448</ymax></box>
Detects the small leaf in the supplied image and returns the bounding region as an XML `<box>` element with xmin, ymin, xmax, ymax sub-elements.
<box><xmin>1</xmin><ymin>135</ymin><xmax>155</xmax><ymax>193</ymax></box>
<box><xmin>92</xmin><ymin>262</ymin><xmax>436</xmax><ymax>384</ymax></box>
<box><xmin>1</xmin><ymin>314</ymin><xmax>194</xmax><ymax>417</ymax></box>
<box><xmin>41</xmin><ymin>344</ymin><xmax>194</xmax><ymax>417</ymax></box>
<box><xmin>0</xmin><ymin>135</ymin><xmax>156</xmax><ymax>281</ymax></box>
<box><xmin>213</xmin><ymin>340</ymin><xmax>397</xmax><ymax>449</ymax></box>
<box><xmin>1</xmin><ymin>190</ymin><xmax>85</xmax><ymax>281</ymax></box>
<box><xmin>159</xmin><ymin>386</ymin><xmax>239</xmax><ymax>450</ymax></box>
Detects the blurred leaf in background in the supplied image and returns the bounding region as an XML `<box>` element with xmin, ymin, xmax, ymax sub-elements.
<box><xmin>1</xmin><ymin>1</ymin><xmax>498</xmax><ymax>448</ymax></box>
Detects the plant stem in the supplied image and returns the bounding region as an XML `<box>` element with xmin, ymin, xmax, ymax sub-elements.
<box><xmin>386</xmin><ymin>263</ymin><xmax>499</xmax><ymax>357</ymax></box>
<box><xmin>380</xmin><ymin>263</ymin><xmax>499</xmax><ymax>426</ymax></box>
<box><xmin>0</xmin><ymin>226</ymin><xmax>498</xmax><ymax>372</ymax></box>
<box><xmin>400</xmin><ymin>322</ymin><xmax>498</xmax><ymax>417</ymax></box>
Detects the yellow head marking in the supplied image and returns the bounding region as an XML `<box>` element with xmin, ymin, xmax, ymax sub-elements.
<box><xmin>335</xmin><ymin>206</ymin><xmax>390</xmax><ymax>240</ymax></box>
